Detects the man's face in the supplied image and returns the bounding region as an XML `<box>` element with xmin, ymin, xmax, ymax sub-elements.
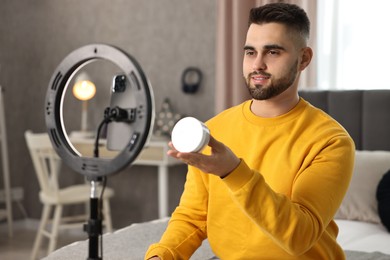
<box><xmin>243</xmin><ymin>23</ymin><xmax>302</xmax><ymax>100</ymax></box>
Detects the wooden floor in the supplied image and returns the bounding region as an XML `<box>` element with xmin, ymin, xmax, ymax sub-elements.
<box><xmin>0</xmin><ymin>219</ymin><xmax>86</xmax><ymax>260</ymax></box>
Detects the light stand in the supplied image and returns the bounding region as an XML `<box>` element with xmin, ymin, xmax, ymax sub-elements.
<box><xmin>45</xmin><ymin>44</ymin><xmax>154</xmax><ymax>259</ymax></box>
<box><xmin>85</xmin><ymin>177</ymin><xmax>103</xmax><ymax>260</ymax></box>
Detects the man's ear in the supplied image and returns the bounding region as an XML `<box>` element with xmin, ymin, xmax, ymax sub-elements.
<box><xmin>299</xmin><ymin>47</ymin><xmax>313</xmax><ymax>71</ymax></box>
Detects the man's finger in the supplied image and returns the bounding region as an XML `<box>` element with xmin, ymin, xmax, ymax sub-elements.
<box><xmin>208</xmin><ymin>135</ymin><xmax>223</xmax><ymax>151</ymax></box>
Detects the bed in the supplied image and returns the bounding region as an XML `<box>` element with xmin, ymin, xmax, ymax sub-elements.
<box><xmin>44</xmin><ymin>90</ymin><xmax>390</xmax><ymax>259</ymax></box>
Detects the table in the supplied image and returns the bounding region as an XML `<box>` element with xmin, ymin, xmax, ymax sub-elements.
<box><xmin>134</xmin><ymin>139</ymin><xmax>184</xmax><ymax>218</ymax></box>
<box><xmin>71</xmin><ymin>136</ymin><xmax>183</xmax><ymax>218</ymax></box>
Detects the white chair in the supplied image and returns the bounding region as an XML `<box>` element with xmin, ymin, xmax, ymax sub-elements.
<box><xmin>0</xmin><ymin>86</ymin><xmax>13</xmax><ymax>237</ymax></box>
<box><xmin>25</xmin><ymin>130</ymin><xmax>114</xmax><ymax>260</ymax></box>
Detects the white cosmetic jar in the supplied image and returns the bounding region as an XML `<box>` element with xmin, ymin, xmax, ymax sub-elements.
<box><xmin>171</xmin><ymin>117</ymin><xmax>210</xmax><ymax>153</ymax></box>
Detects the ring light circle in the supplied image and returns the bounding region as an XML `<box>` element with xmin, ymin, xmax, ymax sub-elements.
<box><xmin>45</xmin><ymin>44</ymin><xmax>154</xmax><ymax>179</ymax></box>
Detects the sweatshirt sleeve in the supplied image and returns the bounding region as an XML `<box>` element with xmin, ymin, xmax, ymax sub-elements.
<box><xmin>144</xmin><ymin>166</ymin><xmax>209</xmax><ymax>260</ymax></box>
<box><xmin>222</xmin><ymin>134</ymin><xmax>355</xmax><ymax>256</ymax></box>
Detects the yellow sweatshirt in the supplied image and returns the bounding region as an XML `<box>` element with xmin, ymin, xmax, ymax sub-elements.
<box><xmin>145</xmin><ymin>98</ymin><xmax>355</xmax><ymax>260</ymax></box>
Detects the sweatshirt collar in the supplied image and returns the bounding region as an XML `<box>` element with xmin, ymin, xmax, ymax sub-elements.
<box><xmin>242</xmin><ymin>97</ymin><xmax>308</xmax><ymax>126</ymax></box>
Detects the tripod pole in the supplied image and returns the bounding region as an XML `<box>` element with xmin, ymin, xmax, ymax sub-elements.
<box><xmin>84</xmin><ymin>179</ymin><xmax>102</xmax><ymax>260</ymax></box>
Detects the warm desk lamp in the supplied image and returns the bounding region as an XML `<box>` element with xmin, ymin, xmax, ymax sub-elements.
<box><xmin>72</xmin><ymin>72</ymin><xmax>96</xmax><ymax>138</ymax></box>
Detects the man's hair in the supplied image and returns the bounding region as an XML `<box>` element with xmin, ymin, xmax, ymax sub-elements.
<box><xmin>248</xmin><ymin>3</ymin><xmax>310</xmax><ymax>42</ymax></box>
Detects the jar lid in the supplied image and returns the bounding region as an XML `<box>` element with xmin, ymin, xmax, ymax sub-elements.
<box><xmin>171</xmin><ymin>117</ymin><xmax>210</xmax><ymax>153</ymax></box>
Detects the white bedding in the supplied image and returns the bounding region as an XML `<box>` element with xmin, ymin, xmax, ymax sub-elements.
<box><xmin>336</xmin><ymin>219</ymin><xmax>390</xmax><ymax>255</ymax></box>
<box><xmin>44</xmin><ymin>218</ymin><xmax>390</xmax><ymax>259</ymax></box>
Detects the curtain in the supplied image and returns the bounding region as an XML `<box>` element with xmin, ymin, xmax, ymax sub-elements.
<box><xmin>215</xmin><ymin>0</ymin><xmax>317</xmax><ymax>114</ymax></box>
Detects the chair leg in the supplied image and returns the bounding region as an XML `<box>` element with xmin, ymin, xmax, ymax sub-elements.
<box><xmin>84</xmin><ymin>201</ymin><xmax>89</xmax><ymax>215</ymax></box>
<box><xmin>102</xmin><ymin>198</ymin><xmax>113</xmax><ymax>233</ymax></box>
<box><xmin>31</xmin><ymin>204</ymin><xmax>51</xmax><ymax>260</ymax></box>
<box><xmin>47</xmin><ymin>204</ymin><xmax>63</xmax><ymax>255</ymax></box>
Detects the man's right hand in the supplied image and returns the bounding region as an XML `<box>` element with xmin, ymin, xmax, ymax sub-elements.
<box><xmin>167</xmin><ymin>135</ymin><xmax>240</xmax><ymax>178</ymax></box>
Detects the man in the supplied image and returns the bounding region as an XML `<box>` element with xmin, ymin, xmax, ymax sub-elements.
<box><xmin>145</xmin><ymin>3</ymin><xmax>354</xmax><ymax>259</ymax></box>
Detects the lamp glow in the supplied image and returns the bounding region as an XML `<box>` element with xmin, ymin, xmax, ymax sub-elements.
<box><xmin>72</xmin><ymin>72</ymin><xmax>96</xmax><ymax>135</ymax></box>
<box><xmin>73</xmin><ymin>80</ymin><xmax>96</xmax><ymax>101</ymax></box>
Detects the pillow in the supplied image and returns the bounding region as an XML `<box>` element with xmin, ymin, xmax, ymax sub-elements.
<box><xmin>377</xmin><ymin>169</ymin><xmax>390</xmax><ymax>231</ymax></box>
<box><xmin>335</xmin><ymin>150</ymin><xmax>390</xmax><ymax>223</ymax></box>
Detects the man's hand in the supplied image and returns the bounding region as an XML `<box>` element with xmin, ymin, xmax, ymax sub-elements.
<box><xmin>148</xmin><ymin>257</ymin><xmax>161</xmax><ymax>260</ymax></box>
<box><xmin>167</xmin><ymin>135</ymin><xmax>240</xmax><ymax>178</ymax></box>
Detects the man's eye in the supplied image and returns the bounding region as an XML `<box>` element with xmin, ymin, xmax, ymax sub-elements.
<box><xmin>245</xmin><ymin>50</ymin><xmax>255</xmax><ymax>56</ymax></box>
<box><xmin>268</xmin><ymin>50</ymin><xmax>279</xmax><ymax>55</ymax></box>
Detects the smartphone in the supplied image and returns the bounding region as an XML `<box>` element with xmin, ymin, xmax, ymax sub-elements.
<box><xmin>106</xmin><ymin>74</ymin><xmax>137</xmax><ymax>151</ymax></box>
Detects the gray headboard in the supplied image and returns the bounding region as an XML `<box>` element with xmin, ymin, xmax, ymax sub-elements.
<box><xmin>299</xmin><ymin>90</ymin><xmax>390</xmax><ymax>151</ymax></box>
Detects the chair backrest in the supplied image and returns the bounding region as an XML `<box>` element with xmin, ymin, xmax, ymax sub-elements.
<box><xmin>25</xmin><ymin>130</ymin><xmax>61</xmax><ymax>197</ymax></box>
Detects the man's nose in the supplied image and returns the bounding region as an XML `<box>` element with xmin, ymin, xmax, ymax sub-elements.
<box><xmin>253</xmin><ymin>55</ymin><xmax>266</xmax><ymax>71</ymax></box>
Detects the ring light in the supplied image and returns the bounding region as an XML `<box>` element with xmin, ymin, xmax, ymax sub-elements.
<box><xmin>45</xmin><ymin>44</ymin><xmax>154</xmax><ymax>179</ymax></box>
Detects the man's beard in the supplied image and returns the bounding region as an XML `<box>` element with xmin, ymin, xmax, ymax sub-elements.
<box><xmin>245</xmin><ymin>60</ymin><xmax>298</xmax><ymax>100</ymax></box>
